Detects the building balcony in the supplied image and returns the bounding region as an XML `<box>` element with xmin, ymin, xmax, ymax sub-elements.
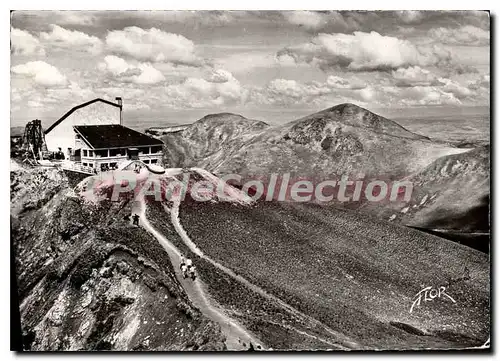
<box><xmin>86</xmin><ymin>151</ymin><xmax>162</xmax><ymax>159</ymax></box>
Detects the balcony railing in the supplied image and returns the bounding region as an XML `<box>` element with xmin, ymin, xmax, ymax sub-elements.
<box><xmin>84</xmin><ymin>151</ymin><xmax>162</xmax><ymax>159</ymax></box>
<box><xmin>61</xmin><ymin>162</ymin><xmax>97</xmax><ymax>175</ymax></box>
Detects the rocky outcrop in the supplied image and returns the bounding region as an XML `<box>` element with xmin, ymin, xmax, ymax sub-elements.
<box><xmin>11</xmin><ymin>165</ymin><xmax>226</xmax><ymax>351</ymax></box>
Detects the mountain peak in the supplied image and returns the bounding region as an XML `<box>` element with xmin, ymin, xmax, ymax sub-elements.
<box><xmin>203</xmin><ymin>112</ymin><xmax>246</xmax><ymax>119</ymax></box>
<box><xmin>194</xmin><ymin>113</ymin><xmax>269</xmax><ymax>129</ymax></box>
<box><xmin>328</xmin><ymin>103</ymin><xmax>366</xmax><ymax>113</ymax></box>
<box><xmin>290</xmin><ymin>103</ymin><xmax>429</xmax><ymax>141</ymax></box>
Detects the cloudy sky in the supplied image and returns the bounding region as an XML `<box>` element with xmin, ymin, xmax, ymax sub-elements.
<box><xmin>10</xmin><ymin>10</ymin><xmax>490</xmax><ymax>127</ymax></box>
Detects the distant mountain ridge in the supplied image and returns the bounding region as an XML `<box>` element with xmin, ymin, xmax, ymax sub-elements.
<box><xmin>160</xmin><ymin>103</ymin><xmax>489</xmax><ymax>234</ymax></box>
<box><xmin>162</xmin><ymin>103</ymin><xmax>469</xmax><ymax>178</ymax></box>
<box><xmin>163</xmin><ymin>104</ymin><xmax>474</xmax><ymax>177</ymax></box>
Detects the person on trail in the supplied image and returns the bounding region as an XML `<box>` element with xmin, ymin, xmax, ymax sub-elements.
<box><xmin>189</xmin><ymin>265</ymin><xmax>196</xmax><ymax>280</ymax></box>
<box><xmin>181</xmin><ymin>264</ymin><xmax>188</xmax><ymax>278</ymax></box>
<box><xmin>123</xmin><ymin>214</ymin><xmax>130</xmax><ymax>222</ymax></box>
<box><xmin>182</xmin><ymin>258</ymin><xmax>193</xmax><ymax>279</ymax></box>
<box><xmin>132</xmin><ymin>214</ymin><xmax>140</xmax><ymax>226</ymax></box>
<box><xmin>247</xmin><ymin>342</ymin><xmax>255</xmax><ymax>351</ymax></box>
<box><xmin>180</xmin><ymin>256</ymin><xmax>186</xmax><ymax>270</ymax></box>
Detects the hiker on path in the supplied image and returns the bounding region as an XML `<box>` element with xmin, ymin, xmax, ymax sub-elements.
<box><xmin>132</xmin><ymin>214</ymin><xmax>140</xmax><ymax>226</ymax></box>
<box><xmin>181</xmin><ymin>264</ymin><xmax>188</xmax><ymax>278</ymax></box>
<box><xmin>189</xmin><ymin>265</ymin><xmax>196</xmax><ymax>280</ymax></box>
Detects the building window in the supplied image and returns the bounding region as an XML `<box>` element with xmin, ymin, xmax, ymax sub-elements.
<box><xmin>95</xmin><ymin>149</ymin><xmax>107</xmax><ymax>157</ymax></box>
<box><xmin>151</xmin><ymin>159</ymin><xmax>158</xmax><ymax>164</ymax></box>
<box><xmin>83</xmin><ymin>162</ymin><xmax>88</xmax><ymax>166</ymax></box>
<box><xmin>89</xmin><ymin>150</ymin><xmax>94</xmax><ymax>157</ymax></box>
<box><xmin>83</xmin><ymin>149</ymin><xmax>88</xmax><ymax>157</ymax></box>
<box><xmin>144</xmin><ymin>159</ymin><xmax>150</xmax><ymax>164</ymax></box>
<box><xmin>89</xmin><ymin>163</ymin><xmax>94</xmax><ymax>168</ymax></box>
<box><xmin>110</xmin><ymin>148</ymin><xmax>126</xmax><ymax>157</ymax></box>
<box><xmin>151</xmin><ymin>146</ymin><xmax>162</xmax><ymax>154</ymax></box>
<box><xmin>110</xmin><ymin>162</ymin><xmax>117</xmax><ymax>169</ymax></box>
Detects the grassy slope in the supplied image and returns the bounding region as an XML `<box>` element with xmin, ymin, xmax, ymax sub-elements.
<box><xmin>365</xmin><ymin>145</ymin><xmax>490</xmax><ymax>235</ymax></box>
<box><xmin>145</xmin><ymin>201</ymin><xmax>337</xmax><ymax>350</ymax></box>
<box><xmin>178</xmin><ymin>200</ymin><xmax>489</xmax><ymax>349</ymax></box>
<box><xmin>404</xmin><ymin>145</ymin><xmax>490</xmax><ymax>231</ymax></box>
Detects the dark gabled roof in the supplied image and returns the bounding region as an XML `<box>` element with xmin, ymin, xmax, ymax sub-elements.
<box><xmin>74</xmin><ymin>125</ymin><xmax>163</xmax><ymax>149</ymax></box>
<box><xmin>45</xmin><ymin>98</ymin><xmax>122</xmax><ymax>134</ymax></box>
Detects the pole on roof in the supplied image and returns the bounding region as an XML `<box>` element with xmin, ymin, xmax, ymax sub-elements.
<box><xmin>115</xmin><ymin>97</ymin><xmax>123</xmax><ymax>125</ymax></box>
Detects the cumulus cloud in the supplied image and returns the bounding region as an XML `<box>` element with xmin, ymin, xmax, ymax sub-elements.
<box><xmin>217</xmin><ymin>51</ymin><xmax>279</xmax><ymax>73</ymax></box>
<box><xmin>277</xmin><ymin>31</ymin><xmax>452</xmax><ymax>71</ymax></box>
<box><xmin>283</xmin><ymin>11</ymin><xmax>327</xmax><ymax>30</ymax></box>
<box><xmin>429</xmin><ymin>25</ymin><xmax>489</xmax><ymax>46</ymax></box>
<box><xmin>98</xmin><ymin>55</ymin><xmax>165</xmax><ymax>85</ymax></box>
<box><xmin>105</xmin><ymin>27</ymin><xmax>201</xmax><ymax>66</ymax></box>
<box><xmin>266</xmin><ymin>79</ymin><xmax>331</xmax><ymax>100</ymax></box>
<box><xmin>396</xmin><ymin>11</ymin><xmax>424</xmax><ymax>24</ymax></box>
<box><xmin>437</xmin><ymin>77</ymin><xmax>473</xmax><ymax>99</ymax></box>
<box><xmin>252</xmin><ymin>76</ymin><xmax>366</xmax><ymax>106</ymax></box>
<box><xmin>132</xmin><ymin>64</ymin><xmax>166</xmax><ymax>85</ymax></box>
<box><xmin>56</xmin><ymin>11</ymin><xmax>97</xmax><ymax>25</ymax></box>
<box><xmin>468</xmin><ymin>74</ymin><xmax>490</xmax><ymax>90</ymax></box>
<box><xmin>398</xmin><ymin>86</ymin><xmax>462</xmax><ymax>106</ymax></box>
<box><xmin>368</xmin><ymin>74</ymin><xmax>485</xmax><ymax>106</ymax></box>
<box><xmin>247</xmin><ymin>72</ymin><xmax>487</xmax><ymax>108</ymax></box>
<box><xmin>11</xmin><ymin>61</ymin><xmax>67</xmax><ymax>87</ymax></box>
<box><xmin>13</xmin><ymin>11</ymin><xmax>97</xmax><ymax>26</ymax></box>
<box><xmin>338</xmin><ymin>85</ymin><xmax>462</xmax><ymax>107</ymax></box>
<box><xmin>206</xmin><ymin>69</ymin><xmax>233</xmax><ymax>83</ymax></box>
<box><xmin>164</xmin><ymin>70</ymin><xmax>245</xmax><ymax>108</ymax></box>
<box><xmin>98</xmin><ymin>55</ymin><xmax>132</xmax><ymax>76</ymax></box>
<box><xmin>392</xmin><ymin>66</ymin><xmax>439</xmax><ymax>87</ymax></box>
<box><xmin>357</xmin><ymin>87</ymin><xmax>377</xmax><ymax>102</ymax></box>
<box><xmin>11</xmin><ymin>28</ymin><xmax>45</xmax><ymax>56</ymax></box>
<box><xmin>40</xmin><ymin>25</ymin><xmax>103</xmax><ymax>54</ymax></box>
<box><xmin>282</xmin><ymin>10</ymin><xmax>361</xmax><ymax>33</ymax></box>
<box><xmin>27</xmin><ymin>100</ymin><xmax>44</xmax><ymax>108</ymax></box>
<box><xmin>146</xmin><ymin>10</ymin><xmax>234</xmax><ymax>26</ymax></box>
<box><xmin>326</xmin><ymin>75</ymin><xmax>366</xmax><ymax>89</ymax></box>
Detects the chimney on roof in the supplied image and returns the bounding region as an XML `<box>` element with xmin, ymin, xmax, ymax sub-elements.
<box><xmin>115</xmin><ymin>97</ymin><xmax>123</xmax><ymax>125</ymax></box>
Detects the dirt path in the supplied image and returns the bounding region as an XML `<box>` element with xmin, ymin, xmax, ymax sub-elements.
<box><xmin>134</xmin><ymin>197</ymin><xmax>262</xmax><ymax>351</ymax></box>
<box><xmin>169</xmin><ymin>189</ymin><xmax>359</xmax><ymax>350</ymax></box>
<box><xmin>78</xmin><ymin>167</ymin><xmax>357</xmax><ymax>349</ymax></box>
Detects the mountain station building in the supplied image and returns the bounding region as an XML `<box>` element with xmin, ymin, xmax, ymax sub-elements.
<box><xmin>44</xmin><ymin>98</ymin><xmax>163</xmax><ymax>173</ymax></box>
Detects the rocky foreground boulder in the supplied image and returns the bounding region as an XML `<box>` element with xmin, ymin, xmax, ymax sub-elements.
<box><xmin>11</xmin><ymin>163</ymin><xmax>226</xmax><ymax>351</ymax></box>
